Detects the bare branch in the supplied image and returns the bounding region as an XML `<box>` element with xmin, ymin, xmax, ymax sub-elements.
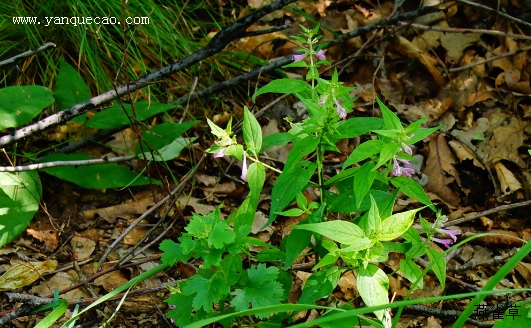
<box><xmin>0</xmin><ymin>42</ymin><xmax>56</xmax><ymax>67</ymax></box>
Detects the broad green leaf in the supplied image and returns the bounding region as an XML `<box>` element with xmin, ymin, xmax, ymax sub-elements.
<box><xmin>334</xmin><ymin>117</ymin><xmax>384</xmax><ymax>139</ymax></box>
<box><xmin>426</xmin><ymin>248</ymin><xmax>446</xmax><ymax>290</ymax></box>
<box><xmin>407</xmin><ymin>127</ymin><xmax>441</xmax><ymax>144</ymax></box>
<box><xmin>166</xmin><ymin>293</ymin><xmax>195</xmax><ymax>327</ymax></box>
<box><xmin>208</xmin><ymin>221</ymin><xmax>235</xmax><ymax>249</ymax></box>
<box><xmin>296</xmin><ymin>193</ymin><xmax>307</xmax><ymax>209</ymax></box>
<box><xmin>391</xmin><ymin>176</ymin><xmax>436</xmax><ymax>212</ymax></box>
<box><xmin>357</xmin><ymin>264</ymin><xmax>390</xmax><ymax>323</ymax></box>
<box><xmin>342</xmin><ymin>140</ymin><xmax>385</xmax><ymax>168</ymax></box>
<box><xmin>292</xmin><ymin>221</ymin><xmax>364</xmax><ymax>245</ymax></box>
<box><xmin>40</xmin><ymin>153</ymin><xmax>159</xmax><ymax>188</ymax></box>
<box><xmin>54</xmin><ymin>59</ymin><xmax>90</xmax><ymax>115</ymax></box>
<box><xmin>0</xmin><ymin>86</ymin><xmax>54</xmax><ymax>130</ymax></box>
<box><xmin>137</xmin><ymin>121</ymin><xmax>197</xmax><ymax>154</ymax></box>
<box><xmin>221</xmin><ymin>254</ymin><xmax>243</xmax><ymax>286</ymax></box>
<box><xmin>339</xmin><ymin>237</ymin><xmax>372</xmax><ymax>252</ymax></box>
<box><xmin>159</xmin><ymin>240</ymin><xmax>187</xmax><ymax>266</ymax></box>
<box><xmin>312</xmin><ymin>253</ymin><xmax>340</xmax><ymax>271</ymax></box>
<box><xmin>183</xmin><ymin>272</ymin><xmax>230</xmax><ymax>311</ymax></box>
<box><xmin>377</xmin><ymin>98</ymin><xmax>402</xmax><ymax>130</ymax></box>
<box><xmin>299</xmin><ymin>266</ymin><xmax>340</xmax><ymax>304</ymax></box>
<box><xmin>247</xmin><ymin>162</ymin><xmax>265</xmax><ymax>197</ymax></box>
<box><xmin>0</xmin><ymin>171</ymin><xmax>42</xmax><ymax>248</ymax></box>
<box><xmin>402</xmin><ymin>226</ymin><xmax>421</xmax><ymax>243</ymax></box>
<box><xmin>327</xmin><ymin>189</ymin><xmax>392</xmax><ymax>214</ymax></box>
<box><xmin>375</xmin><ymin>142</ymin><xmax>399</xmax><ymax>169</ymax></box>
<box><xmin>377</xmin><ymin>208</ymin><xmax>421</xmax><ymax>241</ymax></box>
<box><xmin>86</xmin><ymin>101</ymin><xmax>179</xmax><ymax>129</ymax></box>
<box><xmin>372</xmin><ymin>129</ymin><xmax>401</xmax><ymax>138</ymax></box>
<box><xmin>325</xmin><ymin>167</ymin><xmax>359</xmax><ymax>187</ymax></box>
<box><xmin>233</xmin><ymin>198</ymin><xmax>254</xmax><ymax>234</ymax></box>
<box><xmin>353</xmin><ymin>162</ymin><xmax>377</xmax><ymax>208</ymax></box>
<box><xmin>243</xmin><ymin>107</ymin><xmax>262</xmax><ymax>156</ymax></box>
<box><xmin>399</xmin><ymin>259</ymin><xmax>424</xmax><ymax>289</ymax></box>
<box><xmin>492</xmin><ymin>301</ymin><xmax>531</xmax><ymax>328</ymax></box>
<box><xmin>260</xmin><ymin>132</ymin><xmax>294</xmax><ymax>153</ymax></box>
<box><xmin>266</xmin><ymin>161</ymin><xmax>316</xmax><ymax>227</ymax></box>
<box><xmin>284</xmin><ymin>228</ymin><xmax>312</xmax><ymax>269</ymax></box>
<box><xmin>140</xmin><ymin>137</ymin><xmax>197</xmax><ymax>161</ymax></box>
<box><xmin>283</xmin><ymin>135</ymin><xmax>319</xmax><ymax>172</ymax></box>
<box><xmin>366</xmin><ymin>195</ymin><xmax>381</xmax><ymax>234</ymax></box>
<box><xmin>275</xmin><ymin>208</ymin><xmax>304</xmax><ymax>217</ymax></box>
<box><xmin>230</xmin><ymin>264</ymin><xmax>283</xmax><ymax>318</ymax></box>
<box><xmin>252</xmin><ymin>79</ymin><xmax>310</xmax><ymax>101</ymax></box>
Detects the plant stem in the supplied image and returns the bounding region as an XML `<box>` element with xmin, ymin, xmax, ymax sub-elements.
<box><xmin>246</xmin><ymin>155</ymin><xmax>282</xmax><ymax>174</ymax></box>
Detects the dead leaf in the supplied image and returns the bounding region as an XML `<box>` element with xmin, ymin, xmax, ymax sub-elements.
<box><xmin>440</xmin><ymin>32</ymin><xmax>480</xmax><ymax>65</ymax></box>
<box><xmin>71</xmin><ymin>236</ymin><xmax>96</xmax><ymax>260</ymax></box>
<box><xmin>30</xmin><ymin>271</ymin><xmax>90</xmax><ymax>300</ymax></box>
<box><xmin>337</xmin><ymin>271</ymin><xmax>357</xmax><ymax>300</ymax></box>
<box><xmin>494</xmin><ymin>162</ymin><xmax>522</xmax><ymax>195</ymax></box>
<box><xmin>448</xmin><ymin>140</ymin><xmax>484</xmax><ymax>168</ymax></box>
<box><xmin>27</xmin><ymin>228</ymin><xmax>59</xmax><ymax>251</ymax></box>
<box><xmin>0</xmin><ymin>259</ymin><xmax>57</xmax><ymax>291</ymax></box>
<box><xmin>81</xmin><ymin>191</ymin><xmax>156</xmax><ymax>223</ymax></box>
<box><xmin>423</xmin><ymin>134</ymin><xmax>461</xmax><ymax>206</ymax></box>
<box><xmin>515</xmin><ymin>262</ymin><xmax>531</xmax><ymax>282</ymax></box>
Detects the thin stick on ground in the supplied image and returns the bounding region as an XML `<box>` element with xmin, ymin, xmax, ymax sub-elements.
<box><xmin>443</xmin><ymin>200</ymin><xmax>531</xmax><ymax>227</ymax></box>
<box><xmin>0</xmin><ymin>42</ymin><xmax>56</xmax><ymax>67</ymax></box>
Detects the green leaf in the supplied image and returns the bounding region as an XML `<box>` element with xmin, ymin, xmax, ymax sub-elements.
<box><xmin>377</xmin><ymin>208</ymin><xmax>421</xmax><ymax>241</ymax></box>
<box><xmin>247</xmin><ymin>162</ymin><xmax>265</xmax><ymax>197</ymax></box>
<box><xmin>334</xmin><ymin>117</ymin><xmax>384</xmax><ymax>139</ymax></box>
<box><xmin>267</xmin><ymin>161</ymin><xmax>316</xmax><ymax>227</ymax></box>
<box><xmin>260</xmin><ymin>132</ymin><xmax>294</xmax><ymax>153</ymax></box>
<box><xmin>183</xmin><ymin>272</ymin><xmax>230</xmax><ymax>312</ymax></box>
<box><xmin>407</xmin><ymin>127</ymin><xmax>441</xmax><ymax>144</ymax></box>
<box><xmin>40</xmin><ymin>153</ymin><xmax>159</xmax><ymax>188</ymax></box>
<box><xmin>353</xmin><ymin>162</ymin><xmax>377</xmax><ymax>209</ymax></box>
<box><xmin>296</xmin><ymin>193</ymin><xmax>307</xmax><ymax>209</ymax></box>
<box><xmin>339</xmin><ymin>237</ymin><xmax>372</xmax><ymax>252</ymax></box>
<box><xmin>208</xmin><ymin>221</ymin><xmax>235</xmax><ymax>249</ymax></box>
<box><xmin>292</xmin><ymin>221</ymin><xmax>364</xmax><ymax>245</ymax></box>
<box><xmin>284</xmin><ymin>228</ymin><xmax>312</xmax><ymax>269</ymax></box>
<box><xmin>136</xmin><ymin>121</ymin><xmax>197</xmax><ymax>158</ymax></box>
<box><xmin>230</xmin><ymin>264</ymin><xmax>283</xmax><ymax>318</ymax></box>
<box><xmin>402</xmin><ymin>226</ymin><xmax>421</xmax><ymax>243</ymax></box>
<box><xmin>139</xmin><ymin>137</ymin><xmax>197</xmax><ymax>161</ymax></box>
<box><xmin>86</xmin><ymin>101</ymin><xmax>179</xmax><ymax>129</ymax></box>
<box><xmin>221</xmin><ymin>254</ymin><xmax>243</xmax><ymax>287</ymax></box>
<box><xmin>377</xmin><ymin>98</ymin><xmax>402</xmax><ymax>130</ymax></box>
<box><xmin>0</xmin><ymin>86</ymin><xmax>54</xmax><ymax>130</ymax></box>
<box><xmin>375</xmin><ymin>142</ymin><xmax>400</xmax><ymax>169</ymax></box>
<box><xmin>391</xmin><ymin>176</ymin><xmax>436</xmax><ymax>212</ymax></box>
<box><xmin>0</xmin><ymin>171</ymin><xmax>42</xmax><ymax>248</ymax></box>
<box><xmin>365</xmin><ymin>195</ymin><xmax>381</xmax><ymax>234</ymax></box>
<box><xmin>159</xmin><ymin>239</ymin><xmax>186</xmax><ymax>266</ymax></box>
<box><xmin>357</xmin><ymin>264</ymin><xmax>390</xmax><ymax>323</ymax></box>
<box><xmin>283</xmin><ymin>135</ymin><xmax>319</xmax><ymax>172</ymax></box>
<box><xmin>252</xmin><ymin>79</ymin><xmax>310</xmax><ymax>101</ymax></box>
<box><xmin>399</xmin><ymin>259</ymin><xmax>424</xmax><ymax>289</ymax></box>
<box><xmin>342</xmin><ymin>140</ymin><xmax>385</xmax><ymax>168</ymax></box>
<box><xmin>426</xmin><ymin>248</ymin><xmax>446</xmax><ymax>290</ymax></box>
<box><xmin>299</xmin><ymin>266</ymin><xmax>340</xmax><ymax>304</ymax></box>
<box><xmin>166</xmin><ymin>293</ymin><xmax>195</xmax><ymax>327</ymax></box>
<box><xmin>54</xmin><ymin>59</ymin><xmax>91</xmax><ymax>124</ymax></box>
<box><xmin>243</xmin><ymin>107</ymin><xmax>262</xmax><ymax>156</ymax></box>
<box><xmin>276</xmin><ymin>208</ymin><xmax>304</xmax><ymax>217</ymax></box>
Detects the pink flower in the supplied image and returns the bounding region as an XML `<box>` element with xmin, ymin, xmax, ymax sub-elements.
<box><xmin>241</xmin><ymin>156</ymin><xmax>248</xmax><ymax>181</ymax></box>
<box><xmin>292</xmin><ymin>53</ymin><xmax>306</xmax><ymax>62</ymax></box>
<box><xmin>392</xmin><ymin>157</ymin><xmax>415</xmax><ymax>178</ymax></box>
<box><xmin>334</xmin><ymin>98</ymin><xmax>347</xmax><ymax>120</ymax></box>
<box><xmin>401</xmin><ymin>142</ymin><xmax>413</xmax><ymax>155</ymax></box>
<box><xmin>316</xmin><ymin>49</ymin><xmax>326</xmax><ymax>60</ymax></box>
<box><xmin>213</xmin><ymin>148</ymin><xmax>227</xmax><ymax>158</ymax></box>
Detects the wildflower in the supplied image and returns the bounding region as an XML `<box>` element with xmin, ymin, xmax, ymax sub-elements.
<box><xmin>316</xmin><ymin>49</ymin><xmax>326</xmax><ymax>60</ymax></box>
<box><xmin>318</xmin><ymin>96</ymin><xmax>327</xmax><ymax>105</ymax></box>
<box><xmin>293</xmin><ymin>53</ymin><xmax>306</xmax><ymax>62</ymax></box>
<box><xmin>401</xmin><ymin>142</ymin><xmax>413</xmax><ymax>155</ymax></box>
<box><xmin>241</xmin><ymin>156</ymin><xmax>248</xmax><ymax>181</ymax></box>
<box><xmin>334</xmin><ymin>98</ymin><xmax>347</xmax><ymax>120</ymax></box>
<box><xmin>392</xmin><ymin>157</ymin><xmax>415</xmax><ymax>178</ymax></box>
<box><xmin>431</xmin><ymin>214</ymin><xmax>461</xmax><ymax>248</ymax></box>
<box><xmin>213</xmin><ymin>148</ymin><xmax>227</xmax><ymax>158</ymax></box>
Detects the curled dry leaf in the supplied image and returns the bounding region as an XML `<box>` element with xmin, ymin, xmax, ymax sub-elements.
<box><xmin>26</xmin><ymin>228</ymin><xmax>59</xmax><ymax>251</ymax></box>
<box><xmin>494</xmin><ymin>162</ymin><xmax>523</xmax><ymax>195</ymax></box>
<box><xmin>0</xmin><ymin>259</ymin><xmax>57</xmax><ymax>291</ymax></box>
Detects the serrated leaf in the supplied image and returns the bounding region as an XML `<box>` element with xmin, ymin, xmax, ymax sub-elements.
<box><xmin>292</xmin><ymin>221</ymin><xmax>364</xmax><ymax>245</ymax></box>
<box><xmin>299</xmin><ymin>266</ymin><xmax>340</xmax><ymax>304</ymax></box>
<box><xmin>230</xmin><ymin>264</ymin><xmax>283</xmax><ymax>318</ymax></box>
<box><xmin>0</xmin><ymin>86</ymin><xmax>54</xmax><ymax>130</ymax></box>
<box><xmin>426</xmin><ymin>248</ymin><xmax>446</xmax><ymax>290</ymax></box>
<box><xmin>343</xmin><ymin>140</ymin><xmax>385</xmax><ymax>168</ymax></box>
<box><xmin>354</xmin><ymin>162</ymin><xmax>377</xmax><ymax>208</ymax></box>
<box><xmin>266</xmin><ymin>161</ymin><xmax>316</xmax><ymax>227</ymax></box>
<box><xmin>0</xmin><ymin>171</ymin><xmax>42</xmax><ymax>248</ymax></box>
<box><xmin>377</xmin><ymin>208</ymin><xmax>421</xmax><ymax>241</ymax></box>
<box><xmin>252</xmin><ymin>79</ymin><xmax>310</xmax><ymax>101</ymax></box>
<box><xmin>399</xmin><ymin>259</ymin><xmax>424</xmax><ymax>289</ymax></box>
<box><xmin>40</xmin><ymin>153</ymin><xmax>160</xmax><ymax>188</ymax></box>
<box><xmin>159</xmin><ymin>239</ymin><xmax>185</xmax><ymax>266</ymax></box>
<box><xmin>357</xmin><ymin>264</ymin><xmax>389</xmax><ymax>322</ymax></box>
<box><xmin>183</xmin><ymin>272</ymin><xmax>230</xmax><ymax>311</ymax></box>
<box><xmin>208</xmin><ymin>221</ymin><xmax>235</xmax><ymax>249</ymax></box>
<box><xmin>391</xmin><ymin>176</ymin><xmax>436</xmax><ymax>212</ymax></box>
<box><xmin>166</xmin><ymin>293</ymin><xmax>194</xmax><ymax>327</ymax></box>
<box><xmin>243</xmin><ymin>107</ymin><xmax>262</xmax><ymax>156</ymax></box>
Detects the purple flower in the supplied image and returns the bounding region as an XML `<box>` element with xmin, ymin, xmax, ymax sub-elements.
<box><xmin>292</xmin><ymin>53</ymin><xmax>307</xmax><ymax>62</ymax></box>
<box><xmin>316</xmin><ymin>49</ymin><xmax>326</xmax><ymax>60</ymax></box>
<box><xmin>431</xmin><ymin>215</ymin><xmax>460</xmax><ymax>248</ymax></box>
<box><xmin>318</xmin><ymin>96</ymin><xmax>327</xmax><ymax>105</ymax></box>
<box><xmin>432</xmin><ymin>237</ymin><xmax>454</xmax><ymax>248</ymax></box>
<box><xmin>392</xmin><ymin>157</ymin><xmax>415</xmax><ymax>177</ymax></box>
<box><xmin>241</xmin><ymin>156</ymin><xmax>248</xmax><ymax>181</ymax></box>
<box><xmin>213</xmin><ymin>148</ymin><xmax>227</xmax><ymax>158</ymax></box>
<box><xmin>401</xmin><ymin>142</ymin><xmax>413</xmax><ymax>155</ymax></box>
<box><xmin>334</xmin><ymin>98</ymin><xmax>347</xmax><ymax>120</ymax></box>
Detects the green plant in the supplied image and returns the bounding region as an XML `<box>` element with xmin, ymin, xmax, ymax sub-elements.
<box><xmin>160</xmin><ymin>25</ymin><xmax>447</xmax><ymax>327</ymax></box>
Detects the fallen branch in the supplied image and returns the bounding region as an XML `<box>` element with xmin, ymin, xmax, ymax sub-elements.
<box><xmin>0</xmin><ymin>42</ymin><xmax>56</xmax><ymax>67</ymax></box>
<box><xmin>0</xmin><ymin>154</ymin><xmax>137</xmax><ymax>172</ymax></box>
<box><xmin>444</xmin><ymin>200</ymin><xmax>531</xmax><ymax>227</ymax></box>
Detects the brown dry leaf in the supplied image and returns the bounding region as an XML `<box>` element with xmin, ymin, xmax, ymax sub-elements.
<box><xmin>71</xmin><ymin>235</ymin><xmax>96</xmax><ymax>260</ymax></box>
<box><xmin>440</xmin><ymin>33</ymin><xmax>480</xmax><ymax>65</ymax></box>
<box><xmin>452</xmin><ymin>117</ymin><xmax>489</xmax><ymax>146</ymax></box>
<box><xmin>122</xmin><ymin>294</ymin><xmax>166</xmax><ymax>314</ymax></box>
<box><xmin>81</xmin><ymin>191</ymin><xmax>156</xmax><ymax>223</ymax></box>
<box><xmin>106</xmin><ymin>128</ymin><xmax>138</xmax><ymax>155</ymax></box>
<box><xmin>238</xmin><ymin>25</ymin><xmax>287</xmax><ymax>58</ymax></box>
<box><xmin>176</xmin><ymin>194</ymin><xmax>216</xmax><ymax>214</ymax></box>
<box><xmin>26</xmin><ymin>228</ymin><xmax>59</xmax><ymax>251</ymax></box>
<box><xmin>494</xmin><ymin>162</ymin><xmax>523</xmax><ymax>195</ymax></box>
<box><xmin>337</xmin><ymin>271</ymin><xmax>357</xmax><ymax>300</ymax></box>
<box><xmin>94</xmin><ymin>266</ymin><xmax>129</xmax><ymax>292</ymax></box>
<box><xmin>123</xmin><ymin>224</ymin><xmax>148</xmax><ymax>247</ymax></box>
<box><xmin>196</xmin><ymin>173</ymin><xmax>217</xmax><ymax>187</ymax></box>
<box><xmin>505</xmin><ymin>69</ymin><xmax>531</xmax><ymax>94</ymax></box>
<box><xmin>423</xmin><ymin>134</ymin><xmax>461</xmax><ymax>206</ymax></box>
<box><xmin>448</xmin><ymin>140</ymin><xmax>484</xmax><ymax>168</ymax></box>
<box><xmin>0</xmin><ymin>259</ymin><xmax>57</xmax><ymax>291</ymax></box>
<box><xmin>201</xmin><ymin>181</ymin><xmax>237</xmax><ymax>195</ymax></box>
<box><xmin>30</xmin><ymin>271</ymin><xmax>90</xmax><ymax>300</ymax></box>
<box><xmin>515</xmin><ymin>262</ymin><xmax>531</xmax><ymax>282</ymax></box>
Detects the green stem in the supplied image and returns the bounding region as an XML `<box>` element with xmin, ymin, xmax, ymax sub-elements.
<box><xmin>245</xmin><ymin>154</ymin><xmax>282</xmax><ymax>174</ymax></box>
